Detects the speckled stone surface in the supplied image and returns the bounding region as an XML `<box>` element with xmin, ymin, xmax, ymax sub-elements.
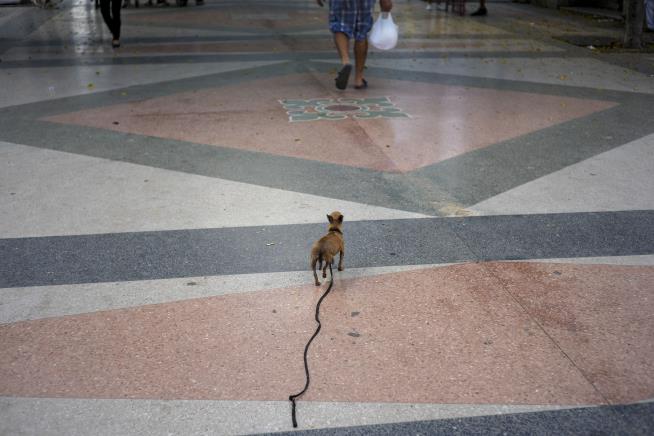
<box><xmin>2</xmin><ymin>0</ymin><xmax>654</xmax><ymax>433</ymax></box>
<box><xmin>4</xmin><ymin>263</ymin><xmax>652</xmax><ymax>405</ymax></box>
<box><xmin>2</xmin><ymin>211</ymin><xmax>653</xmax><ymax>288</ymax></box>
<box><xmin>268</xmin><ymin>402</ymin><xmax>654</xmax><ymax>436</ymax></box>
<box><xmin>46</xmin><ymin>75</ymin><xmax>615</xmax><ymax>172</ymax></box>
<box><xmin>486</xmin><ymin>262</ymin><xmax>654</xmax><ymax>404</ymax></box>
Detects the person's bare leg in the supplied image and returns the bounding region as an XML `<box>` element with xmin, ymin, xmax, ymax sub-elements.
<box><xmin>333</xmin><ymin>32</ymin><xmax>351</xmax><ymax>65</ymax></box>
<box><xmin>354</xmin><ymin>39</ymin><xmax>367</xmax><ymax>87</ymax></box>
<box><xmin>333</xmin><ymin>32</ymin><xmax>353</xmax><ymax>89</ymax></box>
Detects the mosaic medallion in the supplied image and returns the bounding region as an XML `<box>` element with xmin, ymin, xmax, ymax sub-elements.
<box><xmin>280</xmin><ymin>97</ymin><xmax>410</xmax><ymax>122</ymax></box>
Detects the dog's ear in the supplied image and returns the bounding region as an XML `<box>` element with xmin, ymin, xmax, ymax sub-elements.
<box><xmin>338</xmin><ymin>214</ymin><xmax>344</xmax><ymax>224</ymax></box>
<box><xmin>327</xmin><ymin>214</ymin><xmax>334</xmax><ymax>224</ymax></box>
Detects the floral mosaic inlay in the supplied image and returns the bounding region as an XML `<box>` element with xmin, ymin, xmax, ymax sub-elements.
<box><xmin>280</xmin><ymin>97</ymin><xmax>410</xmax><ymax>122</ymax></box>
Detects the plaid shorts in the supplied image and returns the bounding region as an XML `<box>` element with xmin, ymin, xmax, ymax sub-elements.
<box><xmin>329</xmin><ymin>0</ymin><xmax>376</xmax><ymax>41</ymax></box>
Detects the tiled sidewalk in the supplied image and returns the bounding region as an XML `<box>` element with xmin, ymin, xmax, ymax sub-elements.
<box><xmin>1</xmin><ymin>0</ymin><xmax>653</xmax><ymax>434</ymax></box>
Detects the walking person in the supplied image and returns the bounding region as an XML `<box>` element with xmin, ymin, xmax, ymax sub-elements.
<box><xmin>100</xmin><ymin>0</ymin><xmax>122</xmax><ymax>48</ymax></box>
<box><xmin>317</xmin><ymin>0</ymin><xmax>393</xmax><ymax>90</ymax></box>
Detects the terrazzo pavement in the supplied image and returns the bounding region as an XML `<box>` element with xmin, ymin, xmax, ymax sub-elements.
<box><xmin>1</xmin><ymin>0</ymin><xmax>653</xmax><ymax>434</ymax></box>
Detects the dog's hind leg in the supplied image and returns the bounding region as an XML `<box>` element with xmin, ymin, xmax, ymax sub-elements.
<box><xmin>311</xmin><ymin>256</ymin><xmax>320</xmax><ymax>286</ymax></box>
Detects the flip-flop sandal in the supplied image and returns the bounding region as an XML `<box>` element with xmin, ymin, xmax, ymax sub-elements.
<box><xmin>354</xmin><ymin>78</ymin><xmax>368</xmax><ymax>90</ymax></box>
<box><xmin>335</xmin><ymin>64</ymin><xmax>352</xmax><ymax>90</ymax></box>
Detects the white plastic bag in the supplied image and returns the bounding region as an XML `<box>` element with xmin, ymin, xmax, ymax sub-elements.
<box><xmin>369</xmin><ymin>12</ymin><xmax>398</xmax><ymax>50</ymax></box>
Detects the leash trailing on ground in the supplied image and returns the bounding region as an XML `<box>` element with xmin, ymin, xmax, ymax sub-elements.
<box><xmin>288</xmin><ymin>263</ymin><xmax>334</xmax><ymax>428</ymax></box>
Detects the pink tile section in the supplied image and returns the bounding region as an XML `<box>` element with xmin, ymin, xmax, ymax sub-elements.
<box><xmin>0</xmin><ymin>263</ymin><xmax>619</xmax><ymax>405</ymax></box>
<box><xmin>45</xmin><ymin>75</ymin><xmax>616</xmax><ymax>172</ymax></box>
<box><xmin>487</xmin><ymin>262</ymin><xmax>654</xmax><ymax>404</ymax></box>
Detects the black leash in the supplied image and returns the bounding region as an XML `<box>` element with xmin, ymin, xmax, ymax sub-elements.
<box><xmin>288</xmin><ymin>263</ymin><xmax>334</xmax><ymax>428</ymax></box>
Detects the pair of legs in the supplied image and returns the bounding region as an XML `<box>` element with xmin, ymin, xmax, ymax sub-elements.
<box><xmin>100</xmin><ymin>0</ymin><xmax>121</xmax><ymax>46</ymax></box>
<box><xmin>327</xmin><ymin>0</ymin><xmax>375</xmax><ymax>89</ymax></box>
<box><xmin>318</xmin><ymin>252</ymin><xmax>344</xmax><ymax>277</ymax></box>
<box><xmin>333</xmin><ymin>32</ymin><xmax>368</xmax><ymax>88</ymax></box>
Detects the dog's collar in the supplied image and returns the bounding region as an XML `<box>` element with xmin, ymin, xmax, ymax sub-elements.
<box><xmin>328</xmin><ymin>227</ymin><xmax>343</xmax><ymax>234</ymax></box>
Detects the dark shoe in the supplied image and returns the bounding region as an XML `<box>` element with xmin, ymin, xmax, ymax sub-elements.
<box><xmin>196</xmin><ymin>0</ymin><xmax>203</xmax><ymax>4</ymax></box>
<box><xmin>335</xmin><ymin>64</ymin><xmax>352</xmax><ymax>90</ymax></box>
<box><xmin>470</xmin><ymin>7</ymin><xmax>487</xmax><ymax>16</ymax></box>
<box><xmin>354</xmin><ymin>78</ymin><xmax>368</xmax><ymax>90</ymax></box>
<box><xmin>112</xmin><ymin>39</ymin><xmax>120</xmax><ymax>48</ymax></box>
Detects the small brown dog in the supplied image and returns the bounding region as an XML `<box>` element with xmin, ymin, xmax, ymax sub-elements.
<box><xmin>310</xmin><ymin>211</ymin><xmax>345</xmax><ymax>286</ymax></box>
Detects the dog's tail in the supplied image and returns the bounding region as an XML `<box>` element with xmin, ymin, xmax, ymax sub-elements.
<box><xmin>310</xmin><ymin>252</ymin><xmax>323</xmax><ymax>269</ymax></box>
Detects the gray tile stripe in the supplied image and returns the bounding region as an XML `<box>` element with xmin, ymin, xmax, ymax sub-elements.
<box><xmin>0</xmin><ymin>51</ymin><xmax>574</xmax><ymax>70</ymax></box>
<box><xmin>14</xmin><ymin>33</ymin><xmax>525</xmax><ymax>47</ymax></box>
<box><xmin>266</xmin><ymin>402</ymin><xmax>654</xmax><ymax>436</ymax></box>
<box><xmin>1</xmin><ymin>211</ymin><xmax>652</xmax><ymax>288</ymax></box>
